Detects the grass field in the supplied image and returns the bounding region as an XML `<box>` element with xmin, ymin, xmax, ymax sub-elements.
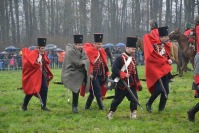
<box><xmin>0</xmin><ymin>65</ymin><xmax>198</xmax><ymax>133</ymax></box>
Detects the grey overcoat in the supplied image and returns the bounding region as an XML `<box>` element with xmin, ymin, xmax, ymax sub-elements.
<box><xmin>61</xmin><ymin>44</ymin><xmax>90</xmax><ymax>93</ymax></box>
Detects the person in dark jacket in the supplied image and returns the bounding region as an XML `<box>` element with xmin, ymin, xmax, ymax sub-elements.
<box><xmin>107</xmin><ymin>37</ymin><xmax>142</xmax><ymax>119</ymax></box>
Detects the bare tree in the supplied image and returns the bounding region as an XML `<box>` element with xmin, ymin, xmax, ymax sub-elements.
<box><xmin>184</xmin><ymin>0</ymin><xmax>195</xmax><ymax>22</ymax></box>
<box><xmin>14</xmin><ymin>0</ymin><xmax>20</xmax><ymax>45</ymax></box>
<box><xmin>0</xmin><ymin>0</ymin><xmax>199</xmax><ymax>50</ymax></box>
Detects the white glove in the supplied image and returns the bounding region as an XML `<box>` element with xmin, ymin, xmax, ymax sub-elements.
<box><xmin>168</xmin><ymin>59</ymin><xmax>172</xmax><ymax>65</ymax></box>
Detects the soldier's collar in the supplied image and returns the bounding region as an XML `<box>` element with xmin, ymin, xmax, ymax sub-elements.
<box><xmin>123</xmin><ymin>51</ymin><xmax>131</xmax><ymax>57</ymax></box>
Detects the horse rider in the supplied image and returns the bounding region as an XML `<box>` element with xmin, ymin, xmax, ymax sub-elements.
<box><xmin>184</xmin><ymin>22</ymin><xmax>195</xmax><ymax>47</ymax></box>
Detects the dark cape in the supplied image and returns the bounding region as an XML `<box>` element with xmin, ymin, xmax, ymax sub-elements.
<box><xmin>61</xmin><ymin>44</ymin><xmax>90</xmax><ymax>93</ymax></box>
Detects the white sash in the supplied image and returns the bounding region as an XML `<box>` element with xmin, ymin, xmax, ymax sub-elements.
<box><xmin>114</xmin><ymin>53</ymin><xmax>132</xmax><ymax>82</ymax></box>
<box><xmin>94</xmin><ymin>52</ymin><xmax>100</xmax><ymax>64</ymax></box>
<box><xmin>159</xmin><ymin>47</ymin><xmax>165</xmax><ymax>56</ymax></box>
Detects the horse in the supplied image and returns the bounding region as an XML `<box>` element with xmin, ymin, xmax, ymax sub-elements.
<box><xmin>169</xmin><ymin>28</ymin><xmax>196</xmax><ymax>76</ymax></box>
<box><xmin>137</xmin><ymin>37</ymin><xmax>180</xmax><ymax>76</ymax></box>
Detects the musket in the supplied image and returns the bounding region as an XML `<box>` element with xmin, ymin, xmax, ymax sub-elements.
<box><xmin>54</xmin><ymin>81</ymin><xmax>63</xmax><ymax>85</ymax></box>
<box><xmin>67</xmin><ymin>88</ymin><xmax>70</xmax><ymax>103</ymax></box>
<box><xmin>102</xmin><ymin>95</ymin><xmax>115</xmax><ymax>100</ymax></box>
<box><xmin>158</xmin><ymin>79</ymin><xmax>168</xmax><ymax>99</ymax></box>
<box><xmin>154</xmin><ymin>47</ymin><xmax>168</xmax><ymax>98</ymax></box>
<box><xmin>17</xmin><ymin>87</ymin><xmax>44</xmax><ymax>106</ymax></box>
<box><xmin>37</xmin><ymin>92</ymin><xmax>44</xmax><ymax>106</ymax></box>
<box><xmin>139</xmin><ymin>78</ymin><xmax>146</xmax><ymax>82</ymax></box>
<box><xmin>122</xmin><ymin>56</ymin><xmax>143</xmax><ymax>110</ymax></box>
<box><xmin>121</xmin><ymin>80</ymin><xmax>144</xmax><ymax>110</ymax></box>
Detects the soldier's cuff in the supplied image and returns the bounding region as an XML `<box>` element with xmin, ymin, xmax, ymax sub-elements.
<box><xmin>194</xmin><ymin>75</ymin><xmax>199</xmax><ymax>85</ymax></box>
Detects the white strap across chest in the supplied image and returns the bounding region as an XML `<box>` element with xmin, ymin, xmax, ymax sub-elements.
<box><xmin>114</xmin><ymin>53</ymin><xmax>132</xmax><ymax>82</ymax></box>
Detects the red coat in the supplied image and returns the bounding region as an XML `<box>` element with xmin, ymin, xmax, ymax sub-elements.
<box><xmin>184</xmin><ymin>29</ymin><xmax>192</xmax><ymax>37</ymax></box>
<box><xmin>184</xmin><ymin>29</ymin><xmax>195</xmax><ymax>43</ymax></box>
<box><xmin>150</xmin><ymin>28</ymin><xmax>159</xmax><ymax>39</ymax></box>
<box><xmin>194</xmin><ymin>25</ymin><xmax>199</xmax><ymax>83</ymax></box>
<box><xmin>22</xmin><ymin>48</ymin><xmax>53</xmax><ymax>95</ymax></box>
<box><xmin>81</xmin><ymin>43</ymin><xmax>110</xmax><ymax>97</ymax></box>
<box><xmin>83</xmin><ymin>43</ymin><xmax>110</xmax><ymax>76</ymax></box>
<box><xmin>143</xmin><ymin>34</ymin><xmax>172</xmax><ymax>94</ymax></box>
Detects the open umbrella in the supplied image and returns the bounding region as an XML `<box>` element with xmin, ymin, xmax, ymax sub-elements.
<box><xmin>5</xmin><ymin>46</ymin><xmax>20</xmax><ymax>52</ymax></box>
<box><xmin>104</xmin><ymin>43</ymin><xmax>114</xmax><ymax>48</ymax></box>
<box><xmin>53</xmin><ymin>48</ymin><xmax>64</xmax><ymax>52</ymax></box>
<box><xmin>29</xmin><ymin>46</ymin><xmax>37</xmax><ymax>50</ymax></box>
<box><xmin>45</xmin><ymin>44</ymin><xmax>57</xmax><ymax>51</ymax></box>
<box><xmin>116</xmin><ymin>43</ymin><xmax>125</xmax><ymax>47</ymax></box>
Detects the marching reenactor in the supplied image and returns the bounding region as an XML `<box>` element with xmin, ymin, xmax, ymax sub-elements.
<box><xmin>83</xmin><ymin>33</ymin><xmax>110</xmax><ymax>110</ymax></box>
<box><xmin>61</xmin><ymin>35</ymin><xmax>90</xmax><ymax>113</ymax></box>
<box><xmin>150</xmin><ymin>20</ymin><xmax>176</xmax><ymax>82</ymax></box>
<box><xmin>144</xmin><ymin>26</ymin><xmax>172</xmax><ymax>113</ymax></box>
<box><xmin>21</xmin><ymin>38</ymin><xmax>53</xmax><ymax>111</ymax></box>
<box><xmin>107</xmin><ymin>37</ymin><xmax>142</xmax><ymax>120</ymax></box>
<box><xmin>187</xmin><ymin>16</ymin><xmax>199</xmax><ymax>122</ymax></box>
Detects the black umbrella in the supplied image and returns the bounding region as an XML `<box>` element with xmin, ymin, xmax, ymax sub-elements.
<box><xmin>53</xmin><ymin>48</ymin><xmax>64</xmax><ymax>52</ymax></box>
<box><xmin>5</xmin><ymin>46</ymin><xmax>20</xmax><ymax>52</ymax></box>
<box><xmin>29</xmin><ymin>46</ymin><xmax>37</xmax><ymax>50</ymax></box>
<box><xmin>45</xmin><ymin>44</ymin><xmax>57</xmax><ymax>51</ymax></box>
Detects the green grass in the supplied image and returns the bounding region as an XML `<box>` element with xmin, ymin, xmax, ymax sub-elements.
<box><xmin>0</xmin><ymin>65</ymin><xmax>199</xmax><ymax>133</ymax></box>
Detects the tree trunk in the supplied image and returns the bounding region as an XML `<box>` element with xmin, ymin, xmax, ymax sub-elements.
<box><xmin>165</xmin><ymin>0</ymin><xmax>171</xmax><ymax>25</ymax></box>
<box><xmin>51</xmin><ymin>0</ymin><xmax>55</xmax><ymax>36</ymax></box>
<box><xmin>79</xmin><ymin>0</ymin><xmax>87</xmax><ymax>36</ymax></box>
<box><xmin>9</xmin><ymin>0</ymin><xmax>17</xmax><ymax>45</ymax></box>
<box><xmin>135</xmin><ymin>0</ymin><xmax>141</xmax><ymax>35</ymax></box>
<box><xmin>39</xmin><ymin>0</ymin><xmax>46</xmax><ymax>36</ymax></box>
<box><xmin>0</xmin><ymin>0</ymin><xmax>10</xmax><ymax>48</ymax></box>
<box><xmin>23</xmin><ymin>0</ymin><xmax>31</xmax><ymax>44</ymax></box>
<box><xmin>179</xmin><ymin>0</ymin><xmax>183</xmax><ymax>27</ymax></box>
<box><xmin>14</xmin><ymin>0</ymin><xmax>20</xmax><ymax>45</ymax></box>
<box><xmin>158</xmin><ymin>0</ymin><xmax>163</xmax><ymax>26</ymax></box>
<box><xmin>91</xmin><ymin>0</ymin><xmax>103</xmax><ymax>35</ymax></box>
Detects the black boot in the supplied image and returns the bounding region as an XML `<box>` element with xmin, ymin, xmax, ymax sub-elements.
<box><xmin>85</xmin><ymin>95</ymin><xmax>94</xmax><ymax>109</ymax></box>
<box><xmin>72</xmin><ymin>92</ymin><xmax>79</xmax><ymax>113</ymax></box>
<box><xmin>41</xmin><ymin>90</ymin><xmax>50</xmax><ymax>111</ymax></box>
<box><xmin>159</xmin><ymin>94</ymin><xmax>167</xmax><ymax>112</ymax></box>
<box><xmin>22</xmin><ymin>94</ymin><xmax>33</xmax><ymax>111</ymax></box>
<box><xmin>96</xmin><ymin>97</ymin><xmax>104</xmax><ymax>110</ymax></box>
<box><xmin>146</xmin><ymin>90</ymin><xmax>160</xmax><ymax>113</ymax></box>
<box><xmin>187</xmin><ymin>103</ymin><xmax>199</xmax><ymax>122</ymax></box>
